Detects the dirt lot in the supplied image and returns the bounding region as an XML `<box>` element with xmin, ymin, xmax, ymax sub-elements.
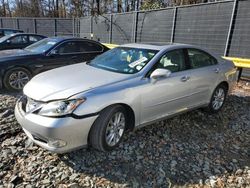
<box><xmin>0</xmin><ymin>81</ymin><xmax>250</xmax><ymax>188</ymax></box>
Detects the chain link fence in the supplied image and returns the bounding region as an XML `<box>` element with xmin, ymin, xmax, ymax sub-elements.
<box><xmin>79</xmin><ymin>0</ymin><xmax>250</xmax><ymax>60</ymax></box>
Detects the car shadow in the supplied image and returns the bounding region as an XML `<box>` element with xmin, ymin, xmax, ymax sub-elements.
<box><xmin>59</xmin><ymin>95</ymin><xmax>250</xmax><ymax>187</ymax></box>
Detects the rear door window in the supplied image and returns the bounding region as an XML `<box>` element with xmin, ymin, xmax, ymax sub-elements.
<box><xmin>29</xmin><ymin>35</ymin><xmax>43</xmax><ymax>42</ymax></box>
<box><xmin>187</xmin><ymin>49</ymin><xmax>217</xmax><ymax>69</ymax></box>
<box><xmin>55</xmin><ymin>41</ymin><xmax>78</xmax><ymax>54</ymax></box>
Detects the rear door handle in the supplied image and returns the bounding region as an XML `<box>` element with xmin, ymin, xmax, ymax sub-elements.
<box><xmin>214</xmin><ymin>68</ymin><xmax>220</xmax><ymax>73</ymax></box>
<box><xmin>180</xmin><ymin>76</ymin><xmax>190</xmax><ymax>82</ymax></box>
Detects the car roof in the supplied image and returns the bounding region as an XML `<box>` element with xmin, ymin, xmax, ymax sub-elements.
<box><xmin>120</xmin><ymin>43</ymin><xmax>198</xmax><ymax>51</ymax></box>
<box><xmin>48</xmin><ymin>36</ymin><xmax>103</xmax><ymax>44</ymax></box>
<box><xmin>8</xmin><ymin>33</ymin><xmax>46</xmax><ymax>37</ymax></box>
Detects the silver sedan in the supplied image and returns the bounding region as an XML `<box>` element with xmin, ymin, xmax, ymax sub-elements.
<box><xmin>15</xmin><ymin>43</ymin><xmax>237</xmax><ymax>153</ymax></box>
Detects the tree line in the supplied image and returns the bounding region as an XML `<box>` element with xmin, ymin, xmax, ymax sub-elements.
<box><xmin>0</xmin><ymin>0</ymin><xmax>214</xmax><ymax>18</ymax></box>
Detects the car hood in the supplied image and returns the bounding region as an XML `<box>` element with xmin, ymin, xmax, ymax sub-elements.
<box><xmin>24</xmin><ymin>63</ymin><xmax>131</xmax><ymax>101</ymax></box>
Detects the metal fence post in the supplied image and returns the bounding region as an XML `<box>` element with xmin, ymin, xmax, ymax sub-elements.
<box><xmin>77</xmin><ymin>18</ymin><xmax>80</xmax><ymax>37</ymax></box>
<box><xmin>16</xmin><ymin>18</ymin><xmax>19</xmax><ymax>29</ymax></box>
<box><xmin>133</xmin><ymin>11</ymin><xmax>139</xmax><ymax>43</ymax></box>
<box><xmin>90</xmin><ymin>16</ymin><xmax>93</xmax><ymax>39</ymax></box>
<box><xmin>171</xmin><ymin>7</ymin><xmax>177</xmax><ymax>43</ymax></box>
<box><xmin>0</xmin><ymin>18</ymin><xmax>3</xmax><ymax>28</ymax></box>
<box><xmin>33</xmin><ymin>18</ymin><xmax>37</xmax><ymax>34</ymax></box>
<box><xmin>109</xmin><ymin>14</ymin><xmax>113</xmax><ymax>43</ymax></box>
<box><xmin>54</xmin><ymin>19</ymin><xmax>57</xmax><ymax>36</ymax></box>
<box><xmin>224</xmin><ymin>0</ymin><xmax>238</xmax><ymax>56</ymax></box>
<box><xmin>72</xmin><ymin>17</ymin><xmax>75</xmax><ymax>37</ymax></box>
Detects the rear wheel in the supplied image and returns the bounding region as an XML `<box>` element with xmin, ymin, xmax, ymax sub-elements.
<box><xmin>3</xmin><ymin>67</ymin><xmax>31</xmax><ymax>91</ymax></box>
<box><xmin>89</xmin><ymin>105</ymin><xmax>127</xmax><ymax>151</ymax></box>
<box><xmin>206</xmin><ymin>84</ymin><xmax>227</xmax><ymax>113</ymax></box>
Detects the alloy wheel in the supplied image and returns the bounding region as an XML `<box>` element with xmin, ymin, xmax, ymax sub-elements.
<box><xmin>105</xmin><ymin>112</ymin><xmax>125</xmax><ymax>147</ymax></box>
<box><xmin>9</xmin><ymin>70</ymin><xmax>30</xmax><ymax>90</ymax></box>
<box><xmin>212</xmin><ymin>88</ymin><xmax>225</xmax><ymax>110</ymax></box>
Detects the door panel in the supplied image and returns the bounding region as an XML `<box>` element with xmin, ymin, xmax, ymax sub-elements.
<box><xmin>140</xmin><ymin>72</ymin><xmax>193</xmax><ymax>124</ymax></box>
<box><xmin>33</xmin><ymin>54</ymin><xmax>76</xmax><ymax>73</ymax></box>
<box><xmin>140</xmin><ymin>49</ymin><xmax>193</xmax><ymax>124</ymax></box>
<box><xmin>184</xmin><ymin>65</ymin><xmax>220</xmax><ymax>106</ymax></box>
<box><xmin>185</xmin><ymin>48</ymin><xmax>220</xmax><ymax>106</ymax></box>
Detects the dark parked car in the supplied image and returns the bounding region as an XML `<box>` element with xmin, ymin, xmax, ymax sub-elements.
<box><xmin>0</xmin><ymin>33</ymin><xmax>46</xmax><ymax>50</ymax></box>
<box><xmin>0</xmin><ymin>37</ymin><xmax>109</xmax><ymax>91</ymax></box>
<box><xmin>0</xmin><ymin>28</ymin><xmax>24</xmax><ymax>37</ymax></box>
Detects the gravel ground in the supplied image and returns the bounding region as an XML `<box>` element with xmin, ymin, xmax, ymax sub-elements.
<box><xmin>0</xmin><ymin>81</ymin><xmax>250</xmax><ymax>188</ymax></box>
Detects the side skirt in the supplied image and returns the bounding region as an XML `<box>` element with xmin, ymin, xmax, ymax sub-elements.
<box><xmin>133</xmin><ymin>103</ymin><xmax>209</xmax><ymax>131</ymax></box>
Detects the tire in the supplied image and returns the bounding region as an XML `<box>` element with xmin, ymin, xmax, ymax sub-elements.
<box><xmin>3</xmin><ymin>67</ymin><xmax>32</xmax><ymax>91</ymax></box>
<box><xmin>206</xmin><ymin>84</ymin><xmax>228</xmax><ymax>113</ymax></box>
<box><xmin>89</xmin><ymin>105</ymin><xmax>127</xmax><ymax>151</ymax></box>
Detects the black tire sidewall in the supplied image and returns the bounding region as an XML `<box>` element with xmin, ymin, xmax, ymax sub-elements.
<box><xmin>3</xmin><ymin>67</ymin><xmax>31</xmax><ymax>91</ymax></box>
<box><xmin>89</xmin><ymin>105</ymin><xmax>127</xmax><ymax>151</ymax></box>
<box><xmin>208</xmin><ymin>84</ymin><xmax>227</xmax><ymax>113</ymax></box>
<box><xmin>101</xmin><ymin>106</ymin><xmax>127</xmax><ymax>151</ymax></box>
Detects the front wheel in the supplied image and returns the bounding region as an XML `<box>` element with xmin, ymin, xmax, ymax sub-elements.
<box><xmin>3</xmin><ymin>67</ymin><xmax>31</xmax><ymax>91</ymax></box>
<box><xmin>89</xmin><ymin>105</ymin><xmax>127</xmax><ymax>151</ymax></box>
<box><xmin>206</xmin><ymin>84</ymin><xmax>228</xmax><ymax>113</ymax></box>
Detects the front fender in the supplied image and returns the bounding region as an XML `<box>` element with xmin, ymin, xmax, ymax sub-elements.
<box><xmin>71</xmin><ymin>88</ymin><xmax>141</xmax><ymax>126</ymax></box>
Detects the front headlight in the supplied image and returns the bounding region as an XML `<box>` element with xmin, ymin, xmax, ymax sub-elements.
<box><xmin>38</xmin><ymin>98</ymin><xmax>85</xmax><ymax>117</ymax></box>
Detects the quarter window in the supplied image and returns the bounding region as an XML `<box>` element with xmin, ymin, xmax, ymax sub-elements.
<box><xmin>78</xmin><ymin>41</ymin><xmax>103</xmax><ymax>52</ymax></box>
<box><xmin>187</xmin><ymin>49</ymin><xmax>217</xmax><ymax>69</ymax></box>
<box><xmin>156</xmin><ymin>49</ymin><xmax>186</xmax><ymax>73</ymax></box>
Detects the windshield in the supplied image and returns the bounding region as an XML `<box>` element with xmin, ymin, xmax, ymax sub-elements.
<box><xmin>25</xmin><ymin>38</ymin><xmax>60</xmax><ymax>53</ymax></box>
<box><xmin>89</xmin><ymin>47</ymin><xmax>158</xmax><ymax>74</ymax></box>
<box><xmin>0</xmin><ymin>35</ymin><xmax>10</xmax><ymax>43</ymax></box>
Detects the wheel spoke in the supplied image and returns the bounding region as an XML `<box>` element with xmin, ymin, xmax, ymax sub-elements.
<box><xmin>212</xmin><ymin>101</ymin><xmax>217</xmax><ymax>109</ymax></box>
<box><xmin>105</xmin><ymin>111</ymin><xmax>125</xmax><ymax>147</ymax></box>
<box><xmin>8</xmin><ymin>71</ymin><xmax>30</xmax><ymax>90</ymax></box>
<box><xmin>115</xmin><ymin>133</ymin><xmax>120</xmax><ymax>143</ymax></box>
<box><xmin>211</xmin><ymin>87</ymin><xmax>226</xmax><ymax>110</ymax></box>
<box><xmin>107</xmin><ymin>133</ymin><xmax>115</xmax><ymax>144</ymax></box>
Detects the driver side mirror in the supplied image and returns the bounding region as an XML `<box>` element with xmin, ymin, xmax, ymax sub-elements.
<box><xmin>150</xmin><ymin>68</ymin><xmax>171</xmax><ymax>80</ymax></box>
<box><xmin>6</xmin><ymin>40</ymin><xmax>11</xmax><ymax>44</ymax></box>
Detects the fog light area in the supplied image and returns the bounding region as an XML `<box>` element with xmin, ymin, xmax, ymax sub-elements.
<box><xmin>48</xmin><ymin>139</ymin><xmax>67</xmax><ymax>148</ymax></box>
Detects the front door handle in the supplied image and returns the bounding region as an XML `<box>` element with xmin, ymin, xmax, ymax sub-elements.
<box><xmin>180</xmin><ymin>76</ymin><xmax>190</xmax><ymax>82</ymax></box>
<box><xmin>214</xmin><ymin>68</ymin><xmax>220</xmax><ymax>73</ymax></box>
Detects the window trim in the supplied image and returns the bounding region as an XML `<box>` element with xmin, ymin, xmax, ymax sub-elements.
<box><xmin>185</xmin><ymin>48</ymin><xmax>218</xmax><ymax>70</ymax></box>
